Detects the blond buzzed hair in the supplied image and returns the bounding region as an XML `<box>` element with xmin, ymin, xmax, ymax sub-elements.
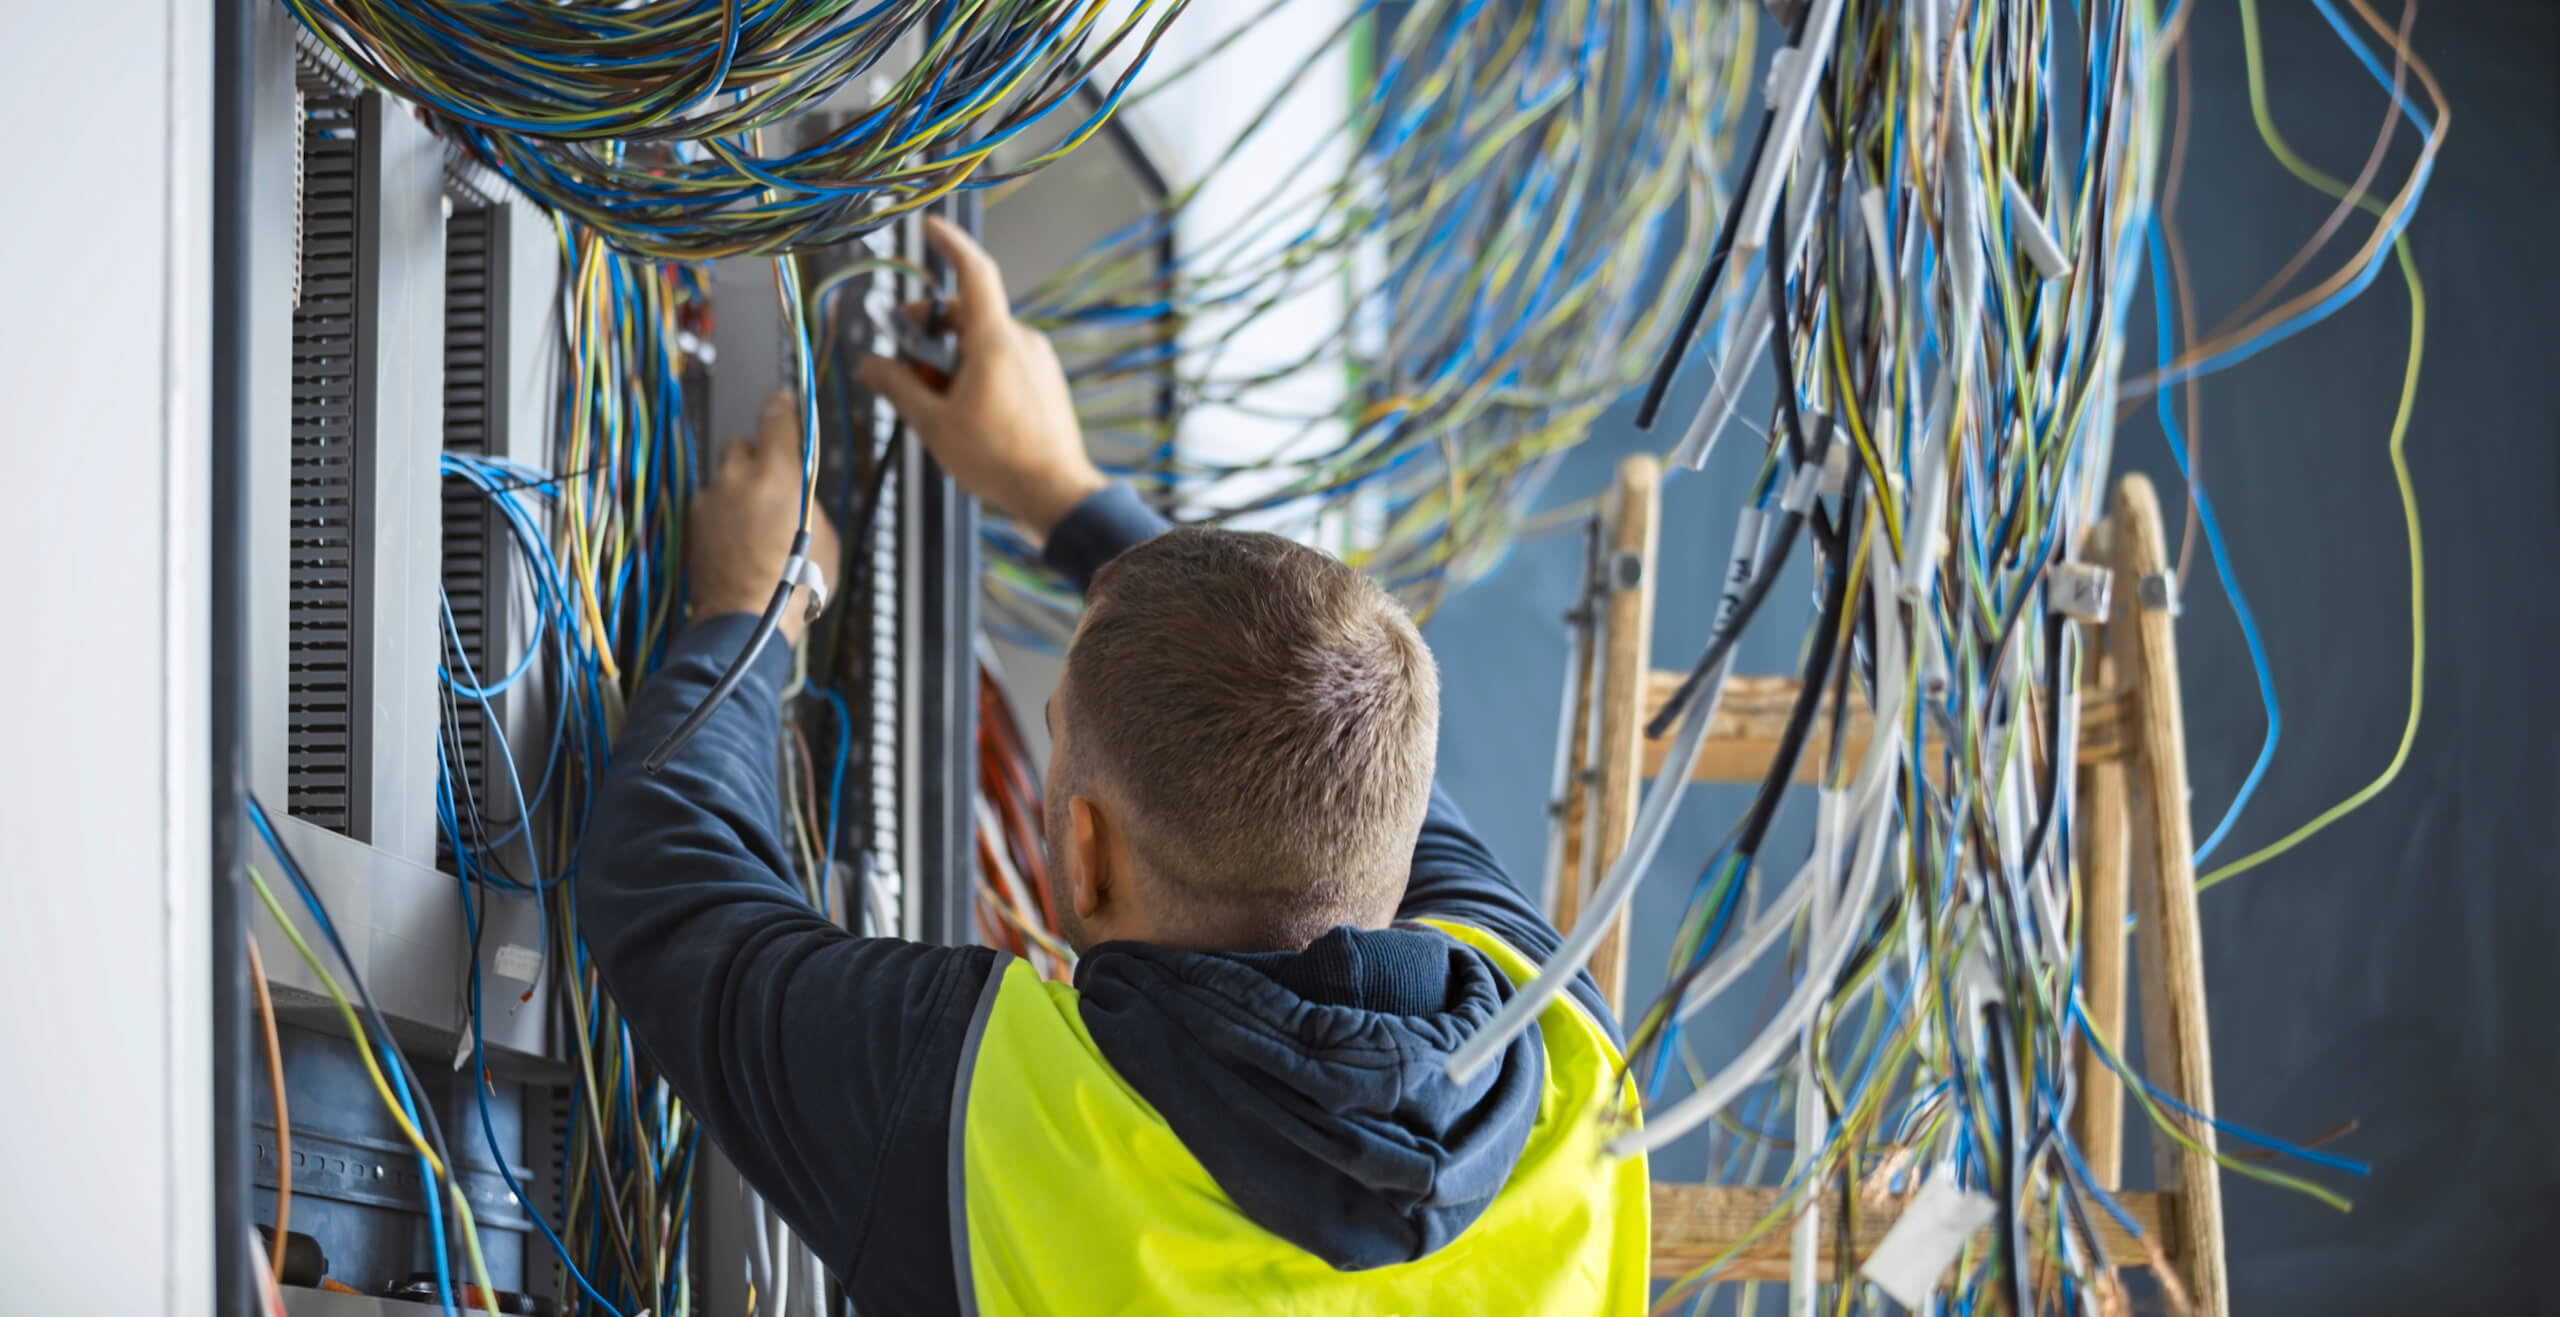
<box><xmin>1062</xmin><ymin>528</ymin><xmax>1440</xmax><ymax>951</ymax></box>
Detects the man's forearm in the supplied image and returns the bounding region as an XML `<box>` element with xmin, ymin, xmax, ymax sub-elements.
<box><xmin>576</xmin><ymin>613</ymin><xmax>997</xmax><ymax>1307</ymax></box>
<box><xmin>576</xmin><ymin>614</ymin><xmax>808</xmax><ymax>1085</ymax></box>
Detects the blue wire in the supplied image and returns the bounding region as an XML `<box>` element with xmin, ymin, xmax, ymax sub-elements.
<box><xmin>448</xmin><ymin>847</ymin><xmax>636</xmax><ymax>1317</ymax></box>
<box><xmin>2073</xmin><ymin>1004</ymin><xmax>2368</xmax><ymax>1175</ymax></box>
<box><xmin>247</xmin><ymin>796</ymin><xmax>460</xmax><ymax>1317</ymax></box>
<box><xmin>2147</xmin><ymin>218</ymin><xmax>2281</xmax><ymax>866</ymax></box>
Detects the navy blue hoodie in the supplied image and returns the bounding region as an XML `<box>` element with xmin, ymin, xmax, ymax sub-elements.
<box><xmin>579</xmin><ymin>485</ymin><xmax>1618</xmax><ymax>1313</ymax></box>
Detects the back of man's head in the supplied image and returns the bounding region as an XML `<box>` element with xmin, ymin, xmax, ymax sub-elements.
<box><xmin>1060</xmin><ymin>528</ymin><xmax>1440</xmax><ymax>952</ymax></box>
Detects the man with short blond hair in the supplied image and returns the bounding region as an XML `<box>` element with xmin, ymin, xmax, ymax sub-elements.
<box><xmin>581</xmin><ymin>218</ymin><xmax>1648</xmax><ymax>1316</ymax></box>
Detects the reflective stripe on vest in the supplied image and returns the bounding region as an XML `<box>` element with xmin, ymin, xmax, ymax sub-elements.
<box><xmin>947</xmin><ymin>921</ymin><xmax>1650</xmax><ymax>1315</ymax></box>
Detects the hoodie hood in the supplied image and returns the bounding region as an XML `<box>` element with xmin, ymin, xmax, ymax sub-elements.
<box><xmin>1071</xmin><ymin>923</ymin><xmax>1545</xmax><ymax>1271</ymax></box>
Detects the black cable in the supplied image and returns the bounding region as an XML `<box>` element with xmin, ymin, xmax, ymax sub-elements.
<box><xmin>1631</xmin><ymin>114</ymin><xmax>1770</xmax><ymax>429</ymax></box>
<box><xmin>1642</xmin><ymin>402</ymin><xmax>1841</xmax><ymax>743</ymax></box>
<box><xmin>1629</xmin><ymin>0</ymin><xmax>1816</xmax><ymax>429</ymax></box>
<box><xmin>1733</xmin><ymin>499</ymin><xmax>1852</xmax><ymax>861</ymax></box>
<box><xmin>211</xmin><ymin>1</ymin><xmax>255</xmax><ymax>1308</ymax></box>
<box><xmin>1643</xmin><ymin>490</ymin><xmax>1857</xmax><ymax>1030</ymax></box>
<box><xmin>642</xmin><ymin>529</ymin><xmax>809</xmax><ymax>774</ymax></box>
<box><xmin>1757</xmin><ymin>188</ymin><xmax>1847</xmax><ymax>559</ymax></box>
<box><xmin>645</xmin><ymin>429</ymin><xmax>907</xmax><ymax>775</ymax></box>
<box><xmin>1644</xmin><ymin>505</ymin><xmax>1804</xmax><ymax>742</ymax></box>
<box><xmin>1987</xmin><ymin>1005</ymin><xmax>2033</xmax><ymax>1317</ymax></box>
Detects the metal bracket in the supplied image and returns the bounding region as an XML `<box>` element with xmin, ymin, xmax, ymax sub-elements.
<box><xmin>2138</xmin><ymin>569</ymin><xmax>2180</xmax><ymax>615</ymax></box>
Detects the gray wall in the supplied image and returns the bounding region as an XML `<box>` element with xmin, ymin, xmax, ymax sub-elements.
<box><xmin>1422</xmin><ymin>3</ymin><xmax>2557</xmax><ymax>1310</ymax></box>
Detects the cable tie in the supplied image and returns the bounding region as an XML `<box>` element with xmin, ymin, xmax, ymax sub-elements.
<box><xmin>1780</xmin><ymin>453</ymin><xmax>1826</xmax><ymax>513</ymax></box>
<box><xmin>781</xmin><ymin>553</ymin><xmax>830</xmax><ymax>619</ymax></box>
<box><xmin>2048</xmin><ymin>562</ymin><xmax>2113</xmax><ymax>623</ymax></box>
<box><xmin>2003</xmin><ymin>169</ymin><xmax>2074</xmax><ymax>280</ymax></box>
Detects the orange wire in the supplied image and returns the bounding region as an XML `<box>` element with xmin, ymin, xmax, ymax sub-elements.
<box><xmin>246</xmin><ymin>935</ymin><xmax>291</xmax><ymax>1284</ymax></box>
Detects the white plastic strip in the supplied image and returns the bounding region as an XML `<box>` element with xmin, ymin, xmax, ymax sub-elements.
<box><xmin>1669</xmin><ymin>156</ymin><xmax>1829</xmax><ymax>471</ymax></box>
<box><xmin>1859</xmin><ymin>1171</ymin><xmax>1999</xmax><ymax>1307</ymax></box>
<box><xmin>1733</xmin><ymin>0</ymin><xmax>1849</xmax><ymax>253</ymax></box>
<box><xmin>2003</xmin><ymin>169</ymin><xmax>2074</xmax><ymax>280</ymax></box>
<box><xmin>492</xmin><ymin>943</ymin><xmax>542</xmax><ymax>983</ymax></box>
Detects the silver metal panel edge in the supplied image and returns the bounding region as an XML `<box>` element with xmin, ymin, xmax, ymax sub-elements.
<box><xmin>359</xmin><ymin>92</ymin><xmax>446</xmax><ymax>868</ymax></box>
<box><xmin>491</xmin><ymin>196</ymin><xmax>564</xmax><ymax>868</ymax></box>
<box><xmin>247</xmin><ymin>0</ymin><xmax>297</xmax><ymax>804</ymax></box>
<box><xmin>902</xmin><ymin>200</ymin><xmax>979</xmax><ymax>950</ymax></box>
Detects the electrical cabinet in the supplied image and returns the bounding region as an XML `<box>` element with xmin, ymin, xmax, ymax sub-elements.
<box><xmin>219</xmin><ymin>15</ymin><xmax>980</xmax><ymax>1312</ymax></box>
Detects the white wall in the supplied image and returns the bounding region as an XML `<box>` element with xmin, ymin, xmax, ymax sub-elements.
<box><xmin>0</xmin><ymin>3</ymin><xmax>213</xmax><ymax>1313</ymax></box>
<box><xmin>1111</xmin><ymin>0</ymin><xmax>1355</xmax><ymax>540</ymax></box>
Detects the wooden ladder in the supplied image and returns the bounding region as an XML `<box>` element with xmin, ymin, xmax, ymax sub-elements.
<box><xmin>1553</xmin><ymin>461</ymin><xmax>2229</xmax><ymax>1313</ymax></box>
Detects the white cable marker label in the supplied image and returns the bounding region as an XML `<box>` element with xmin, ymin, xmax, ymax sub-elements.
<box><xmin>1860</xmin><ymin>1171</ymin><xmax>1999</xmax><ymax>1308</ymax></box>
<box><xmin>493</xmin><ymin>943</ymin><xmax>544</xmax><ymax>983</ymax></box>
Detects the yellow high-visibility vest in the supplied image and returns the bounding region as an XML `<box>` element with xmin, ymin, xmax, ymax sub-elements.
<box><xmin>950</xmin><ymin>919</ymin><xmax>1650</xmax><ymax>1315</ymax></box>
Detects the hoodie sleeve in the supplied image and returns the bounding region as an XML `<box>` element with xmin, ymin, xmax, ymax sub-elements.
<box><xmin>1040</xmin><ymin>481</ymin><xmax>1176</xmax><ymax>587</ymax></box>
<box><xmin>577</xmin><ymin>613</ymin><xmax>998</xmax><ymax>1314</ymax></box>
<box><xmin>1398</xmin><ymin>786</ymin><xmax>1623</xmax><ymax>1044</ymax></box>
<box><xmin>1042</xmin><ymin>484</ymin><xmax>1622</xmax><ymax>1044</ymax></box>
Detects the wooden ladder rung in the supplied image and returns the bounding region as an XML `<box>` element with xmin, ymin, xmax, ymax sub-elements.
<box><xmin>1639</xmin><ymin>672</ymin><xmax>2132</xmax><ymax>784</ymax></box>
<box><xmin>1648</xmin><ymin>1183</ymin><xmax>2175</xmax><ymax>1281</ymax></box>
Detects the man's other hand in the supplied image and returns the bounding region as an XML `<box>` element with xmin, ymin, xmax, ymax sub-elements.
<box><xmin>690</xmin><ymin>391</ymin><xmax>843</xmax><ymax>644</ymax></box>
<box><xmin>855</xmin><ymin>215</ymin><xmax>1105</xmax><ymax>544</ymax></box>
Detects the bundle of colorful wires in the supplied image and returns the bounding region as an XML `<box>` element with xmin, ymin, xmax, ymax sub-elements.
<box><xmin>980</xmin><ymin>0</ymin><xmax>1757</xmax><ymax>643</ymax></box>
<box><xmin>1439</xmin><ymin>2</ymin><xmax>2439</xmax><ymax>1311</ymax></box>
<box><xmin>428</xmin><ymin>221</ymin><xmax>715</xmax><ymax>1316</ymax></box>
<box><xmin>974</xmin><ymin>668</ymin><xmax>1073</xmax><ymax>978</ymax></box>
<box><xmin>283</xmin><ymin>0</ymin><xmax>1194</xmax><ymax>258</ymax></box>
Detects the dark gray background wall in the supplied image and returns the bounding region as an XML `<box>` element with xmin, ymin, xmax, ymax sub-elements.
<box><xmin>1420</xmin><ymin>3</ymin><xmax>2559</xmax><ymax>1311</ymax></box>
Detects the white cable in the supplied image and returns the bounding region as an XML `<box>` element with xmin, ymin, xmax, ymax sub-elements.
<box><xmin>1671</xmin><ymin>157</ymin><xmax>1830</xmax><ymax>472</ymax></box>
<box><xmin>1677</xmin><ymin>524</ymin><xmax>1906</xmax><ymax>1030</ymax></box>
<box><xmin>1610</xmin><ymin>732</ymin><xmax>1899</xmax><ymax>1157</ymax></box>
<box><xmin>1732</xmin><ymin>0</ymin><xmax>1848</xmax><ymax>253</ymax></box>
<box><xmin>1448</xmin><ymin>649</ymin><xmax>1734</xmax><ymax>1084</ymax></box>
<box><xmin>1448</xmin><ymin>503</ymin><xmax>1780</xmax><ymax>1083</ymax></box>
<box><xmin>1672</xmin><ymin>855</ymin><xmax>1813</xmax><ymax>1024</ymax></box>
<box><xmin>1788</xmin><ymin>1040</ymin><xmax>1825</xmax><ymax>1317</ymax></box>
<box><xmin>1613</xmin><ymin>527</ymin><xmax>1910</xmax><ymax>1158</ymax></box>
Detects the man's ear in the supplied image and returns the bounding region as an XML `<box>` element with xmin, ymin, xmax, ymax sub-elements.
<box><xmin>1068</xmin><ymin>795</ymin><xmax>1111</xmax><ymax>922</ymax></box>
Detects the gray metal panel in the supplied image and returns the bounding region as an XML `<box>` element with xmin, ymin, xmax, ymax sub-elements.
<box><xmin>486</xmin><ymin>197</ymin><xmax>565</xmax><ymax>876</ymax></box>
<box><xmin>250</xmin><ymin>1022</ymin><xmax>535</xmax><ymax>1295</ymax></box>
<box><xmin>903</xmin><ymin>200</ymin><xmax>980</xmax><ymax>950</ymax></box>
<box><xmin>358</xmin><ymin>92</ymin><xmax>447</xmax><ymax>868</ymax></box>
<box><xmin>287</xmin><ymin>75</ymin><xmax>368</xmax><ymax>835</ymax></box>
<box><xmin>497</xmin><ymin>201</ymin><xmax>561</xmax><ymax>476</ymax></box>
<box><xmin>246</xmin><ymin>0</ymin><xmax>297</xmax><ymax>806</ymax></box>
<box><xmin>439</xmin><ymin>202</ymin><xmax>506</xmax><ymax>818</ymax></box>
<box><xmin>254</xmin><ymin>813</ymin><xmax>556</xmax><ymax>1064</ymax></box>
